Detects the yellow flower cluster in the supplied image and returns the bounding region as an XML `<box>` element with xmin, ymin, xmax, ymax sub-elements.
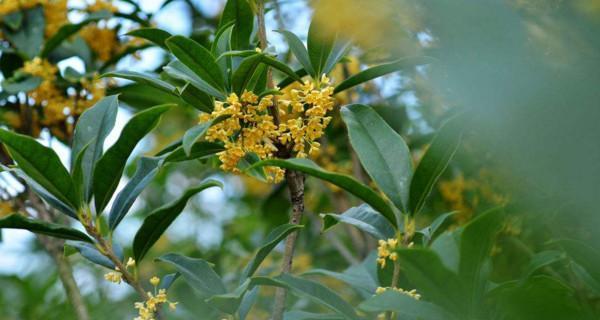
<box><xmin>201</xmin><ymin>75</ymin><xmax>335</xmax><ymax>182</ymax></box>
<box><xmin>134</xmin><ymin>276</ymin><xmax>178</xmax><ymax>320</ymax></box>
<box><xmin>375</xmin><ymin>286</ymin><xmax>421</xmax><ymax>300</ymax></box>
<box><xmin>0</xmin><ymin>201</ymin><xmax>13</xmax><ymax>217</ymax></box>
<box><xmin>104</xmin><ymin>267</ymin><xmax>123</xmax><ymax>284</ymax></box>
<box><xmin>376</xmin><ymin>238</ymin><xmax>399</xmax><ymax>268</ymax></box>
<box><xmin>20</xmin><ymin>58</ymin><xmax>106</xmax><ymax>137</ymax></box>
<box><xmin>87</xmin><ymin>0</ymin><xmax>118</xmax><ymax>13</ymax></box>
<box><xmin>80</xmin><ymin>24</ymin><xmax>121</xmax><ymax>62</ymax></box>
<box><xmin>0</xmin><ymin>0</ymin><xmax>67</xmax><ymax>36</ymax></box>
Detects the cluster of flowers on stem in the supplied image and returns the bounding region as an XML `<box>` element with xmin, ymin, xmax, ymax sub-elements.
<box><xmin>375</xmin><ymin>286</ymin><xmax>422</xmax><ymax>300</ymax></box>
<box><xmin>134</xmin><ymin>276</ymin><xmax>178</xmax><ymax>320</ymax></box>
<box><xmin>200</xmin><ymin>75</ymin><xmax>335</xmax><ymax>182</ymax></box>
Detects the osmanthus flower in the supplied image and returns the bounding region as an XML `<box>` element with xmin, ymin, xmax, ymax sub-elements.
<box><xmin>201</xmin><ymin>74</ymin><xmax>336</xmax><ymax>183</ymax></box>
<box><xmin>133</xmin><ymin>275</ymin><xmax>178</xmax><ymax>320</ymax></box>
<box><xmin>375</xmin><ymin>286</ymin><xmax>422</xmax><ymax>300</ymax></box>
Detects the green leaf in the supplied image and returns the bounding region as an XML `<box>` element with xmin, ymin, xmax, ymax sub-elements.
<box><xmin>260</xmin><ymin>54</ymin><xmax>304</xmax><ymax>84</ymax></box>
<box><xmin>322</xmin><ymin>39</ymin><xmax>351</xmax><ymax>75</ymax></box>
<box><xmin>283</xmin><ymin>311</ymin><xmax>343</xmax><ymax>320</ymax></box>
<box><xmin>111</xmin><ymin>83</ymin><xmax>187</xmax><ymax>109</ymax></box>
<box><xmin>491</xmin><ymin>276</ymin><xmax>588</xmax><ymax>320</ymax></box>
<box><xmin>232</xmin><ymin>54</ymin><xmax>263</xmax><ymax>95</ymax></box>
<box><xmin>41</xmin><ymin>10</ymin><xmax>112</xmax><ymax>57</ymax></box>
<box><xmin>164</xmin><ymin>60</ymin><xmax>225</xmax><ymax>100</ymax></box>
<box><xmin>206</xmin><ymin>279</ymin><xmax>251</xmax><ymax>315</ymax></box>
<box><xmin>459</xmin><ymin>207</ymin><xmax>504</xmax><ymax>313</ymax></box>
<box><xmin>126</xmin><ymin>27</ymin><xmax>172</xmax><ymax>49</ymax></box>
<box><xmin>341</xmin><ymin>104</ymin><xmax>412</xmax><ymax>213</ymax></box>
<box><xmin>570</xmin><ymin>262</ymin><xmax>600</xmax><ymax>295</ymax></box>
<box><xmin>0</xmin><ymin>214</ymin><xmax>93</xmax><ymax>243</ymax></box>
<box><xmin>251</xmin><ymin>274</ymin><xmax>360</xmax><ymax>320</ymax></box>
<box><xmin>277</xmin><ymin>68</ymin><xmax>308</xmax><ymax>89</ymax></box>
<box><xmin>3</xmin><ymin>11</ymin><xmax>23</xmax><ymax>30</ymax></box>
<box><xmin>307</xmin><ymin>17</ymin><xmax>335</xmax><ymax>77</ymax></box>
<box><xmin>241</xmin><ymin>224</ymin><xmax>304</xmax><ymax>281</ymax></box>
<box><xmin>304</xmin><ymin>253</ymin><xmax>379</xmax><ymax>297</ymax></box>
<box><xmin>430</xmin><ymin>229</ymin><xmax>461</xmax><ymax>272</ymax></box>
<box><xmin>219</xmin><ymin>0</ymin><xmax>253</xmax><ymax>50</ymax></box>
<box><xmin>66</xmin><ymin>241</ymin><xmax>115</xmax><ymax>269</ymax></box>
<box><xmin>159</xmin><ymin>272</ymin><xmax>180</xmax><ymax>291</ymax></box>
<box><xmin>321</xmin><ymin>204</ymin><xmax>396</xmax><ymax>240</ymax></box>
<box><xmin>108</xmin><ymin>157</ymin><xmax>163</xmax><ymax>231</ymax></box>
<box><xmin>359</xmin><ymin>290</ymin><xmax>452</xmax><ymax>320</ymax></box>
<box><xmin>93</xmin><ymin>104</ymin><xmax>172</xmax><ymax>213</ymax></box>
<box><xmin>157</xmin><ymin>253</ymin><xmax>226</xmax><ymax>297</ymax></box>
<box><xmin>163</xmin><ymin>141</ymin><xmax>224</xmax><ymax>163</ymax></box>
<box><xmin>71</xmin><ymin>143</ymin><xmax>90</xmax><ymax>203</ymax></box>
<box><xmin>14</xmin><ymin>170</ymin><xmax>77</xmax><ymax>218</ymax></box>
<box><xmin>556</xmin><ymin>239</ymin><xmax>600</xmax><ymax>288</ymax></box>
<box><xmin>1</xmin><ymin>75</ymin><xmax>41</xmax><ymax>93</ymax></box>
<box><xmin>71</xmin><ymin>95</ymin><xmax>119</xmax><ymax>202</ymax></box>
<box><xmin>334</xmin><ymin>57</ymin><xmax>433</xmax><ymax>94</ymax></box>
<box><xmin>276</xmin><ymin>30</ymin><xmax>315</xmax><ymax>76</ymax></box>
<box><xmin>165</xmin><ymin>36</ymin><xmax>225</xmax><ymax>93</ymax></box>
<box><xmin>102</xmin><ymin>71</ymin><xmax>176</xmax><ymax>92</ymax></box>
<box><xmin>409</xmin><ymin>116</ymin><xmax>463</xmax><ymax>215</ymax></box>
<box><xmin>2</xmin><ymin>6</ymin><xmax>44</xmax><ymax>59</ymax></box>
<box><xmin>0</xmin><ymin>129</ymin><xmax>79</xmax><ymax>208</ymax></box>
<box><xmin>249</xmin><ymin>158</ymin><xmax>398</xmax><ymax>227</ymax></box>
<box><xmin>520</xmin><ymin>250</ymin><xmax>565</xmax><ymax>282</ymax></box>
<box><xmin>415</xmin><ymin>211</ymin><xmax>456</xmax><ymax>246</ymax></box>
<box><xmin>396</xmin><ymin>248</ymin><xmax>466</xmax><ymax>315</ymax></box>
<box><xmin>177</xmin><ymin>82</ymin><xmax>214</xmax><ymax>113</ymax></box>
<box><xmin>133</xmin><ymin>180</ymin><xmax>222</xmax><ymax>262</ymax></box>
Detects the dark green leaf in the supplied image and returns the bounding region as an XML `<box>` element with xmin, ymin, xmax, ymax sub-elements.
<box><xmin>251</xmin><ymin>274</ymin><xmax>360</xmax><ymax>320</ymax></box>
<box><xmin>206</xmin><ymin>279</ymin><xmax>250</xmax><ymax>315</ymax></box>
<box><xmin>71</xmin><ymin>95</ymin><xmax>119</xmax><ymax>202</ymax></box>
<box><xmin>66</xmin><ymin>241</ymin><xmax>114</xmax><ymax>269</ymax></box>
<box><xmin>322</xmin><ymin>39</ymin><xmax>351</xmax><ymax>75</ymax></box>
<box><xmin>341</xmin><ymin>104</ymin><xmax>412</xmax><ymax>213</ymax></box>
<box><xmin>359</xmin><ymin>290</ymin><xmax>452</xmax><ymax>320</ymax></box>
<box><xmin>277</xmin><ymin>68</ymin><xmax>308</xmax><ymax>89</ymax></box>
<box><xmin>177</xmin><ymin>82</ymin><xmax>214</xmax><ymax>113</ymax></box>
<box><xmin>165</xmin><ymin>36</ymin><xmax>225</xmax><ymax>92</ymax></box>
<box><xmin>14</xmin><ymin>170</ymin><xmax>77</xmax><ymax>218</ymax></box>
<box><xmin>409</xmin><ymin>116</ymin><xmax>463</xmax><ymax>215</ymax></box>
<box><xmin>304</xmin><ymin>255</ymin><xmax>378</xmax><ymax>297</ymax></box>
<box><xmin>334</xmin><ymin>57</ymin><xmax>434</xmax><ymax>94</ymax></box>
<box><xmin>159</xmin><ymin>272</ymin><xmax>180</xmax><ymax>291</ymax></box>
<box><xmin>276</xmin><ymin>30</ymin><xmax>315</xmax><ymax>76</ymax></box>
<box><xmin>3</xmin><ymin>6</ymin><xmax>44</xmax><ymax>59</ymax></box>
<box><xmin>101</xmin><ymin>71</ymin><xmax>176</xmax><ymax>92</ymax></box>
<box><xmin>108</xmin><ymin>157</ymin><xmax>163</xmax><ymax>231</ymax></box>
<box><xmin>241</xmin><ymin>224</ymin><xmax>304</xmax><ymax>281</ymax></box>
<box><xmin>133</xmin><ymin>180</ymin><xmax>222</xmax><ymax>262</ymax></box>
<box><xmin>397</xmin><ymin>248</ymin><xmax>466</xmax><ymax>315</ymax></box>
<box><xmin>182</xmin><ymin>120</ymin><xmax>226</xmax><ymax>156</ymax></box>
<box><xmin>415</xmin><ymin>211</ymin><xmax>456</xmax><ymax>246</ymax></box>
<box><xmin>232</xmin><ymin>54</ymin><xmax>263</xmax><ymax>95</ymax></box>
<box><xmin>163</xmin><ymin>141</ymin><xmax>224</xmax><ymax>163</ymax></box>
<box><xmin>321</xmin><ymin>204</ymin><xmax>396</xmax><ymax>240</ymax></box>
<box><xmin>0</xmin><ymin>214</ymin><xmax>92</xmax><ymax>243</ymax></box>
<box><xmin>126</xmin><ymin>27</ymin><xmax>172</xmax><ymax>49</ymax></box>
<box><xmin>93</xmin><ymin>104</ymin><xmax>172</xmax><ymax>213</ymax></box>
<box><xmin>157</xmin><ymin>253</ymin><xmax>226</xmax><ymax>296</ymax></box>
<box><xmin>0</xmin><ymin>129</ymin><xmax>79</xmax><ymax>208</ymax></box>
<box><xmin>219</xmin><ymin>0</ymin><xmax>253</xmax><ymax>50</ymax></box>
<box><xmin>307</xmin><ymin>17</ymin><xmax>334</xmax><ymax>77</ymax></box>
<box><xmin>1</xmin><ymin>76</ymin><xmax>41</xmax><ymax>93</ymax></box>
<box><xmin>459</xmin><ymin>207</ymin><xmax>504</xmax><ymax>312</ymax></box>
<box><xmin>164</xmin><ymin>60</ymin><xmax>225</xmax><ymax>100</ymax></box>
<box><xmin>249</xmin><ymin>158</ymin><xmax>398</xmax><ymax>227</ymax></box>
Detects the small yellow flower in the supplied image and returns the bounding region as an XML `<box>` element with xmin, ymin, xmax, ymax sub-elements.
<box><xmin>104</xmin><ymin>271</ymin><xmax>122</xmax><ymax>284</ymax></box>
<box><xmin>150</xmin><ymin>276</ymin><xmax>160</xmax><ymax>287</ymax></box>
<box><xmin>168</xmin><ymin>302</ymin><xmax>178</xmax><ymax>310</ymax></box>
<box><xmin>126</xmin><ymin>257</ymin><xmax>136</xmax><ymax>268</ymax></box>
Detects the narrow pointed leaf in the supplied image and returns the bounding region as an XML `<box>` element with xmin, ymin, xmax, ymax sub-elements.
<box><xmin>232</xmin><ymin>54</ymin><xmax>263</xmax><ymax>95</ymax></box>
<box><xmin>93</xmin><ymin>104</ymin><xmax>172</xmax><ymax>213</ymax></box>
<box><xmin>0</xmin><ymin>129</ymin><xmax>78</xmax><ymax>208</ymax></box>
<box><xmin>15</xmin><ymin>170</ymin><xmax>77</xmax><ymax>218</ymax></box>
<box><xmin>276</xmin><ymin>30</ymin><xmax>315</xmax><ymax>76</ymax></box>
<box><xmin>334</xmin><ymin>57</ymin><xmax>433</xmax><ymax>94</ymax></box>
<box><xmin>359</xmin><ymin>290</ymin><xmax>451</xmax><ymax>320</ymax></box>
<box><xmin>409</xmin><ymin>116</ymin><xmax>463</xmax><ymax>215</ymax></box>
<box><xmin>250</xmin><ymin>274</ymin><xmax>360</xmax><ymax>320</ymax></box>
<box><xmin>415</xmin><ymin>211</ymin><xmax>456</xmax><ymax>246</ymax></box>
<box><xmin>165</xmin><ymin>36</ymin><xmax>225</xmax><ymax>92</ymax></box>
<box><xmin>133</xmin><ymin>180</ymin><xmax>222</xmax><ymax>262</ymax></box>
<box><xmin>163</xmin><ymin>141</ymin><xmax>224</xmax><ymax>163</ymax></box>
<box><xmin>164</xmin><ymin>60</ymin><xmax>225</xmax><ymax>100</ymax></box>
<box><xmin>0</xmin><ymin>214</ymin><xmax>93</xmax><ymax>243</ymax></box>
<box><xmin>322</xmin><ymin>39</ymin><xmax>351</xmax><ymax>75</ymax></box>
<box><xmin>307</xmin><ymin>17</ymin><xmax>334</xmax><ymax>77</ymax></box>
<box><xmin>321</xmin><ymin>204</ymin><xmax>396</xmax><ymax>240</ymax></box>
<box><xmin>101</xmin><ymin>71</ymin><xmax>176</xmax><ymax>92</ymax></box>
<box><xmin>249</xmin><ymin>158</ymin><xmax>398</xmax><ymax>227</ymax></box>
<box><xmin>183</xmin><ymin>116</ymin><xmax>229</xmax><ymax>156</ymax></box>
<box><xmin>159</xmin><ymin>272</ymin><xmax>180</xmax><ymax>291</ymax></box>
<box><xmin>219</xmin><ymin>0</ymin><xmax>253</xmax><ymax>50</ymax></box>
<box><xmin>341</xmin><ymin>104</ymin><xmax>412</xmax><ymax>213</ymax></box>
<box><xmin>108</xmin><ymin>157</ymin><xmax>163</xmax><ymax>231</ymax></box>
<box><xmin>71</xmin><ymin>95</ymin><xmax>119</xmax><ymax>201</ymax></box>
<box><xmin>157</xmin><ymin>253</ymin><xmax>226</xmax><ymax>296</ymax></box>
<box><xmin>126</xmin><ymin>27</ymin><xmax>172</xmax><ymax>49</ymax></box>
<box><xmin>177</xmin><ymin>82</ymin><xmax>214</xmax><ymax>113</ymax></box>
<box><xmin>66</xmin><ymin>241</ymin><xmax>115</xmax><ymax>269</ymax></box>
<box><xmin>241</xmin><ymin>224</ymin><xmax>304</xmax><ymax>281</ymax></box>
